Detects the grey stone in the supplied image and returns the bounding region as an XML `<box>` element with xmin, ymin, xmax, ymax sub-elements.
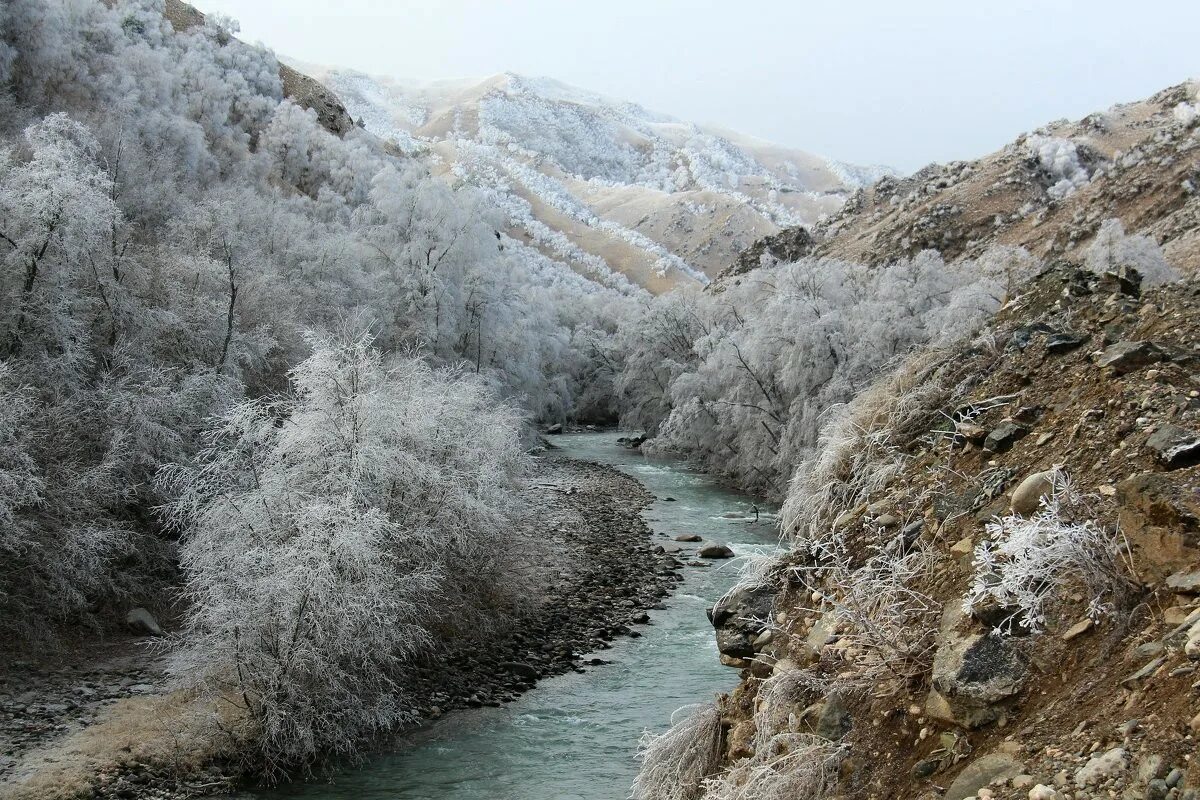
<box><xmin>697</xmin><ymin>543</ymin><xmax>734</xmax><ymax>559</ymax></box>
<box><xmin>1096</xmin><ymin>341</ymin><xmax>1164</xmax><ymax>375</ymax></box>
<box><xmin>1145</xmin><ymin>424</ymin><xmax>1200</xmax><ymax>468</ymax></box>
<box><xmin>710</xmin><ymin>582</ymin><xmax>774</xmax><ymax>658</ymax></box>
<box><xmin>805</xmin><ymin>610</ymin><xmax>840</xmax><ymax>656</ymax></box>
<box><xmin>498</xmin><ymin>662</ymin><xmax>538</xmax><ymax>680</ymax></box>
<box><xmin>1010</xmin><ymin>469</ymin><xmax>1058</xmax><ymax>515</ymax></box>
<box><xmin>1165</xmin><ymin>569</ymin><xmax>1200</xmax><ymax>593</ymax></box>
<box><xmin>930</xmin><ymin>605</ymin><xmax>1027</xmax><ymax>728</ymax></box>
<box><xmin>124</xmin><ymin>607</ymin><xmax>163</xmax><ymax>637</ymax></box>
<box><xmin>1075</xmin><ymin>747</ymin><xmax>1127</xmax><ymax>787</ymax></box>
<box><xmin>1045</xmin><ymin>331</ymin><xmax>1087</xmax><ymax>354</ymax></box>
<box><xmin>983</xmin><ymin>422</ymin><xmax>1028</xmax><ymax>453</ymax></box>
<box><xmin>815</xmin><ymin>694</ymin><xmax>851</xmax><ymax>741</ymax></box>
<box><xmin>674</xmin><ymin>534</ymin><xmax>703</xmax><ymax>542</ymax></box>
<box><xmin>943</xmin><ymin>754</ymin><xmax>1022</xmax><ymax>800</ymax></box>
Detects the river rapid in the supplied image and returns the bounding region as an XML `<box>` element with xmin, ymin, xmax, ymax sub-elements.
<box><xmin>247</xmin><ymin>432</ymin><xmax>779</xmax><ymax>800</ymax></box>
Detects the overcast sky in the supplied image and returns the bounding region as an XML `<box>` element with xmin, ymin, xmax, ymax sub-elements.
<box><xmin>193</xmin><ymin>0</ymin><xmax>1200</xmax><ymax>173</ymax></box>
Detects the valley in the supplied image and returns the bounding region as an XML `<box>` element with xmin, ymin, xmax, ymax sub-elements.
<box><xmin>1</xmin><ymin>3</ymin><xmax>1199</xmax><ymax>800</ymax></box>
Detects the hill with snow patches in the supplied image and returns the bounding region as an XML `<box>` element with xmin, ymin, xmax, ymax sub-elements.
<box><xmin>294</xmin><ymin>65</ymin><xmax>891</xmax><ymax>291</ymax></box>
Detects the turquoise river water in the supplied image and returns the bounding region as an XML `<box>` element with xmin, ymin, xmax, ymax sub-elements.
<box><xmin>242</xmin><ymin>432</ymin><xmax>779</xmax><ymax>800</ymax></box>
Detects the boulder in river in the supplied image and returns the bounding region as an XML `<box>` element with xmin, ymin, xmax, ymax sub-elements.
<box><xmin>710</xmin><ymin>583</ymin><xmax>774</xmax><ymax>659</ymax></box>
<box><xmin>698</xmin><ymin>543</ymin><xmax>734</xmax><ymax>559</ymax></box>
<box><xmin>674</xmin><ymin>533</ymin><xmax>703</xmax><ymax>542</ymax></box>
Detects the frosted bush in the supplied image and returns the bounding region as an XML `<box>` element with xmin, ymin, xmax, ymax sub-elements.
<box><xmin>781</xmin><ymin>348</ymin><xmax>950</xmax><ymax>548</ymax></box>
<box><xmin>1026</xmin><ymin>135</ymin><xmax>1091</xmax><ymax>199</ymax></box>
<box><xmin>1086</xmin><ymin>218</ymin><xmax>1181</xmax><ymax>286</ymax></box>
<box><xmin>621</xmin><ymin>249</ymin><xmax>1021</xmax><ymax>499</ymax></box>
<box><xmin>701</xmin><ymin>733</ymin><xmax>843</xmax><ymax>800</ymax></box>
<box><xmin>1173</xmin><ymin>81</ymin><xmax>1200</xmax><ymax>127</ymax></box>
<box><xmin>964</xmin><ymin>474</ymin><xmax>1130</xmax><ymax>633</ymax></box>
<box><xmin>632</xmin><ymin>703</ymin><xmax>723</xmax><ymax>800</ymax></box>
<box><xmin>162</xmin><ymin>332</ymin><xmax>529</xmax><ymax>771</ymax></box>
<box><xmin>791</xmin><ymin>544</ymin><xmax>941</xmax><ymax>692</ymax></box>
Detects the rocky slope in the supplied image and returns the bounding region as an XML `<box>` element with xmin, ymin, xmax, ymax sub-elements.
<box><xmin>697</xmin><ymin>263</ymin><xmax>1200</xmax><ymax>800</ymax></box>
<box><xmin>293</xmin><ymin>66</ymin><xmax>890</xmax><ymax>291</ymax></box>
<box><xmin>720</xmin><ymin>81</ymin><xmax>1200</xmax><ymax>279</ymax></box>
<box><xmin>670</xmin><ymin>82</ymin><xmax>1200</xmax><ymax>800</ymax></box>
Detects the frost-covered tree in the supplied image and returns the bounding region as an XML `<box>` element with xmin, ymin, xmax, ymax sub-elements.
<box><xmin>0</xmin><ymin>0</ymin><xmax>632</xmax><ymax>650</ymax></box>
<box><xmin>162</xmin><ymin>332</ymin><xmax>529</xmax><ymax>769</ymax></box>
<box><xmin>618</xmin><ymin>250</ymin><xmax>1022</xmax><ymax>497</ymax></box>
<box><xmin>1085</xmin><ymin>218</ymin><xmax>1180</xmax><ymax>286</ymax></box>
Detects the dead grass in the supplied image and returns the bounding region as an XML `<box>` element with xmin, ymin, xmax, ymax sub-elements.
<box><xmin>0</xmin><ymin>690</ymin><xmax>244</xmax><ymax>800</ymax></box>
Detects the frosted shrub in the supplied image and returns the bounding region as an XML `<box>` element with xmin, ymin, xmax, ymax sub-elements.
<box><xmin>1026</xmin><ymin>135</ymin><xmax>1091</xmax><ymax>199</ymax></box>
<box><xmin>964</xmin><ymin>474</ymin><xmax>1130</xmax><ymax>634</ymax></box>
<box><xmin>0</xmin><ymin>0</ymin><xmax>638</xmax><ymax>646</ymax></box>
<box><xmin>621</xmin><ymin>250</ymin><xmax>1018</xmax><ymax>500</ymax></box>
<box><xmin>632</xmin><ymin>703</ymin><xmax>723</xmax><ymax>800</ymax></box>
<box><xmin>781</xmin><ymin>348</ymin><xmax>949</xmax><ymax>550</ymax></box>
<box><xmin>0</xmin><ymin>362</ymin><xmax>141</xmax><ymax>644</ymax></box>
<box><xmin>1173</xmin><ymin>81</ymin><xmax>1200</xmax><ymax>127</ymax></box>
<box><xmin>791</xmin><ymin>545</ymin><xmax>940</xmax><ymax>692</ymax></box>
<box><xmin>161</xmin><ymin>332</ymin><xmax>529</xmax><ymax>772</ymax></box>
<box><xmin>750</xmin><ymin>669</ymin><xmax>829</xmax><ymax>751</ymax></box>
<box><xmin>701</xmin><ymin>733</ymin><xmax>842</xmax><ymax>800</ymax></box>
<box><xmin>1085</xmin><ymin>218</ymin><xmax>1180</xmax><ymax>286</ymax></box>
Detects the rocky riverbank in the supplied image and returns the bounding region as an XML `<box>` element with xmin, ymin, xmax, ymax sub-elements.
<box><xmin>0</xmin><ymin>455</ymin><xmax>684</xmax><ymax>800</ymax></box>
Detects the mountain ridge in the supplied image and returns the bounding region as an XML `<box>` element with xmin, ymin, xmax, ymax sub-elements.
<box><xmin>291</xmin><ymin>63</ymin><xmax>892</xmax><ymax>291</ymax></box>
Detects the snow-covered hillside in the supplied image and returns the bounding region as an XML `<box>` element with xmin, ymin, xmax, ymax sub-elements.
<box><xmin>292</xmin><ymin>66</ymin><xmax>891</xmax><ymax>290</ymax></box>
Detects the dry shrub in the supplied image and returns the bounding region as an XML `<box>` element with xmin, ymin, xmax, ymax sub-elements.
<box><xmin>781</xmin><ymin>347</ymin><xmax>950</xmax><ymax>555</ymax></box>
<box><xmin>0</xmin><ymin>689</ymin><xmax>233</xmax><ymax>800</ymax></box>
<box><xmin>701</xmin><ymin>733</ymin><xmax>843</xmax><ymax>800</ymax></box>
<box><xmin>631</xmin><ymin>703</ymin><xmax>724</xmax><ymax>800</ymax></box>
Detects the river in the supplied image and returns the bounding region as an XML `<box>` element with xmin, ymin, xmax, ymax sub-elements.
<box><xmin>244</xmin><ymin>431</ymin><xmax>779</xmax><ymax>800</ymax></box>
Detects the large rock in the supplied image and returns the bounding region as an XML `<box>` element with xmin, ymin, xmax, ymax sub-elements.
<box><xmin>1096</xmin><ymin>341</ymin><xmax>1164</xmax><ymax>375</ymax></box>
<box><xmin>1166</xmin><ymin>569</ymin><xmax>1200</xmax><ymax>593</ymax></box>
<box><xmin>928</xmin><ymin>606</ymin><xmax>1027</xmax><ymax>727</ymax></box>
<box><xmin>805</xmin><ymin>610</ymin><xmax>841</xmax><ymax>656</ymax></box>
<box><xmin>1075</xmin><ymin>747</ymin><xmax>1128</xmax><ymax>788</ymax></box>
<box><xmin>1145</xmin><ymin>424</ymin><xmax>1200</xmax><ymax>468</ymax></box>
<box><xmin>943</xmin><ymin>753</ymin><xmax>1023</xmax><ymax>800</ymax></box>
<box><xmin>125</xmin><ymin>607</ymin><xmax>164</xmax><ymax>637</ymax></box>
<box><xmin>499</xmin><ymin>662</ymin><xmax>539</xmax><ymax>680</ymax></box>
<box><xmin>698</xmin><ymin>543</ymin><xmax>735</xmax><ymax>559</ymax></box>
<box><xmin>1044</xmin><ymin>330</ymin><xmax>1087</xmax><ymax>354</ymax></box>
<box><xmin>814</xmin><ymin>694</ymin><xmax>852</xmax><ymax>740</ymax></box>
<box><xmin>1009</xmin><ymin>469</ymin><xmax>1058</xmax><ymax>516</ymax></box>
<box><xmin>722</xmin><ymin>226</ymin><xmax>815</xmax><ymax>278</ymax></box>
<box><xmin>710</xmin><ymin>583</ymin><xmax>775</xmax><ymax>659</ymax></box>
<box><xmin>1115</xmin><ymin>473</ymin><xmax>1200</xmax><ymax>579</ymax></box>
<box><xmin>983</xmin><ymin>422</ymin><xmax>1028</xmax><ymax>453</ymax></box>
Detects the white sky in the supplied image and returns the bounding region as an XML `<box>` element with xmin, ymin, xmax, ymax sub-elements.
<box><xmin>193</xmin><ymin>0</ymin><xmax>1200</xmax><ymax>173</ymax></box>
